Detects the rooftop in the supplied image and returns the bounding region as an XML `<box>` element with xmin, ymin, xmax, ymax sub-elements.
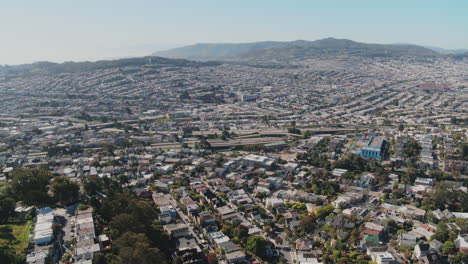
<box><xmin>368</xmin><ymin>136</ymin><xmax>384</xmax><ymax>148</ymax></box>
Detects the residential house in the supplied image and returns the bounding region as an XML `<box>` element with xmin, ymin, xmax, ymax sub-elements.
<box><xmin>163</xmin><ymin>223</ymin><xmax>190</xmax><ymax>238</ymax></box>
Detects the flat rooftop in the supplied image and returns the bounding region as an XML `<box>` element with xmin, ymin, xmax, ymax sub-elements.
<box><xmin>369</xmin><ymin>137</ymin><xmax>384</xmax><ymax>148</ymax></box>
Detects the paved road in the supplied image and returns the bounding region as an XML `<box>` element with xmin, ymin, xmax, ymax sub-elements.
<box><xmin>251</xmin><ymin>196</ymin><xmax>295</xmax><ymax>263</ymax></box>
<box><xmin>169</xmin><ymin>194</ymin><xmax>296</xmax><ymax>263</ymax></box>
<box><xmin>237</xmin><ymin>208</ymin><xmax>295</xmax><ymax>263</ymax></box>
<box><xmin>388</xmin><ymin>246</ymin><xmax>407</xmax><ymax>263</ymax></box>
<box><xmin>170</xmin><ymin>199</ymin><xmax>206</xmax><ymax>247</ymax></box>
<box><xmin>271</xmin><ymin>226</ymin><xmax>294</xmax><ymax>263</ymax></box>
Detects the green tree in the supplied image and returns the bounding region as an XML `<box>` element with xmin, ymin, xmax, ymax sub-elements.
<box><xmin>322</xmin><ymin>253</ymin><xmax>331</xmax><ymax>263</ymax></box>
<box><xmin>51</xmin><ymin>176</ymin><xmax>80</xmax><ymax>205</ymax></box>
<box><xmin>300</xmin><ymin>214</ymin><xmax>317</xmax><ymax>233</ymax></box>
<box><xmin>309</xmin><ymin>179</ymin><xmax>340</xmax><ymax>196</ymax></box>
<box><xmin>92</xmin><ymin>253</ymin><xmax>108</xmax><ymax>264</ymax></box>
<box><xmin>287</xmin><ymin>127</ymin><xmax>301</xmax><ymax>134</ymax></box>
<box><xmin>148</xmin><ymin>220</ymin><xmax>172</xmax><ymax>253</ymax></box>
<box><xmin>450</xmin><ymin>252</ymin><xmax>468</xmax><ymax>263</ymax></box>
<box><xmin>0</xmin><ymin>195</ymin><xmax>15</xmax><ymax>223</ymax></box>
<box><xmin>0</xmin><ymin>249</ymin><xmax>23</xmax><ymax>264</ymax></box>
<box><xmin>462</xmin><ymin>142</ymin><xmax>468</xmax><ymax>161</ymax></box>
<box><xmin>442</xmin><ymin>241</ymin><xmax>456</xmax><ymax>255</ymax></box>
<box><xmin>333</xmin><ymin>153</ymin><xmax>369</xmax><ymax>172</ymax></box>
<box><xmin>316</xmin><ymin>205</ymin><xmax>334</xmax><ymax>220</ymax></box>
<box><xmin>109</xmin><ymin>214</ymin><xmax>144</xmax><ymax>237</ymax></box>
<box><xmin>333</xmin><ymin>250</ymin><xmax>342</xmax><ymax>260</ymax></box>
<box><xmin>9</xmin><ymin>168</ymin><xmax>52</xmax><ymax>205</ymax></box>
<box><xmin>303</xmin><ymin>130</ymin><xmax>313</xmax><ymax>139</ymax></box>
<box><xmin>234</xmin><ymin>225</ymin><xmax>249</xmax><ymax>241</ymax></box>
<box><xmin>221</xmin><ymin>129</ymin><xmax>230</xmax><ymax>140</ymax></box>
<box><xmin>428</xmin><ymin>170</ymin><xmax>445</xmax><ymax>181</ymax></box>
<box><xmin>423</xmin><ymin>182</ymin><xmax>467</xmax><ymax>212</ymax></box>
<box><xmin>99</xmin><ymin>193</ymin><xmax>156</xmax><ymax>226</ymax></box>
<box><xmin>432</xmin><ymin>223</ymin><xmax>450</xmax><ymax>242</ymax></box>
<box><xmin>196</xmin><ymin>137</ymin><xmax>211</xmax><ymax>149</ymax></box>
<box><xmin>384</xmin><ymin>219</ymin><xmax>399</xmax><ymax>234</ymax></box>
<box><xmin>341</xmin><ymin>171</ymin><xmax>354</xmax><ymax>180</ymax></box>
<box><xmin>401</xmin><ymin>167</ymin><xmax>425</xmax><ymax>184</ymax></box>
<box><xmin>246</xmin><ymin>235</ymin><xmax>268</xmax><ymax>257</ymax></box>
<box><xmin>114</xmin><ymin>232</ymin><xmax>167</xmax><ymax>264</ymax></box>
<box><xmin>221</xmin><ymin>222</ymin><xmax>234</xmax><ymax>237</ymax></box>
<box><xmin>349</xmin><ymin>228</ymin><xmax>359</xmax><ymax>246</ymax></box>
<box><xmin>403</xmin><ymin>139</ymin><xmax>421</xmax><ymax>163</ymax></box>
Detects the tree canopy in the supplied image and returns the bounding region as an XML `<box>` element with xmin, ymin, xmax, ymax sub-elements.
<box><xmin>9</xmin><ymin>168</ymin><xmax>52</xmax><ymax>205</ymax></box>
<box><xmin>246</xmin><ymin>235</ymin><xmax>269</xmax><ymax>257</ymax></box>
<box><xmin>51</xmin><ymin>176</ymin><xmax>80</xmax><ymax>205</ymax></box>
<box><xmin>109</xmin><ymin>214</ymin><xmax>144</xmax><ymax>237</ymax></box>
<box><xmin>114</xmin><ymin>232</ymin><xmax>167</xmax><ymax>264</ymax></box>
<box><xmin>423</xmin><ymin>182</ymin><xmax>468</xmax><ymax>212</ymax></box>
<box><xmin>300</xmin><ymin>214</ymin><xmax>317</xmax><ymax>233</ymax></box>
<box><xmin>92</xmin><ymin>193</ymin><xmax>171</xmax><ymax>263</ymax></box>
<box><xmin>316</xmin><ymin>205</ymin><xmax>335</xmax><ymax>220</ymax></box>
<box><xmin>0</xmin><ymin>195</ymin><xmax>16</xmax><ymax>223</ymax></box>
<box><xmin>333</xmin><ymin>153</ymin><xmax>376</xmax><ymax>172</ymax></box>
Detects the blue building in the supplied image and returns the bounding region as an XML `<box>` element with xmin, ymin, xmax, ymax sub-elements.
<box><xmin>357</xmin><ymin>136</ymin><xmax>387</xmax><ymax>160</ymax></box>
<box><xmin>160</xmin><ymin>205</ymin><xmax>178</xmax><ymax>218</ymax></box>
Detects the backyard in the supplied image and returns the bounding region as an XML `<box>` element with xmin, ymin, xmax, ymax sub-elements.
<box><xmin>0</xmin><ymin>220</ymin><xmax>31</xmax><ymax>256</ymax></box>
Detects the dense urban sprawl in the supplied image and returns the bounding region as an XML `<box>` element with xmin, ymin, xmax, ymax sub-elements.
<box><xmin>0</xmin><ymin>55</ymin><xmax>467</xmax><ymax>264</ymax></box>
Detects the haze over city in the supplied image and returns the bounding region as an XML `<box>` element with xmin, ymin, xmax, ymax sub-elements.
<box><xmin>1</xmin><ymin>0</ymin><xmax>468</xmax><ymax>64</ymax></box>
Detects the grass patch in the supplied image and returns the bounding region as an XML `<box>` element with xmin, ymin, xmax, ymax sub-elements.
<box><xmin>0</xmin><ymin>220</ymin><xmax>32</xmax><ymax>255</ymax></box>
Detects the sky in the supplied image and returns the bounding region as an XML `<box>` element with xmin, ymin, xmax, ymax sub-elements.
<box><xmin>1</xmin><ymin>0</ymin><xmax>467</xmax><ymax>65</ymax></box>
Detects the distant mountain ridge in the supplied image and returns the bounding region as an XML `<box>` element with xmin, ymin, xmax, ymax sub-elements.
<box><xmin>393</xmin><ymin>43</ymin><xmax>468</xmax><ymax>54</ymax></box>
<box><xmin>153</xmin><ymin>40</ymin><xmax>307</xmax><ymax>60</ymax></box>
<box><xmin>424</xmin><ymin>46</ymin><xmax>468</xmax><ymax>54</ymax></box>
<box><xmin>0</xmin><ymin>56</ymin><xmax>219</xmax><ymax>77</ymax></box>
<box><xmin>153</xmin><ymin>38</ymin><xmax>442</xmax><ymax>61</ymax></box>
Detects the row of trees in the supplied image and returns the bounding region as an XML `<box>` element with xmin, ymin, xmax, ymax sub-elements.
<box><xmin>0</xmin><ymin>168</ymin><xmax>81</xmax><ymax>263</ymax></box>
<box><xmin>299</xmin><ymin>205</ymin><xmax>335</xmax><ymax>233</ymax></box>
<box><xmin>91</xmin><ymin>192</ymin><xmax>171</xmax><ymax>264</ymax></box>
<box><xmin>333</xmin><ymin>153</ymin><xmax>382</xmax><ymax>173</ymax></box>
<box><xmin>1</xmin><ymin>168</ymin><xmax>80</xmax><ymax>223</ymax></box>
<box><xmin>422</xmin><ymin>182</ymin><xmax>468</xmax><ymax>212</ymax></box>
<box><xmin>306</xmin><ymin>179</ymin><xmax>340</xmax><ymax>196</ymax></box>
<box><xmin>221</xmin><ymin>221</ymin><xmax>271</xmax><ymax>258</ymax></box>
<box><xmin>430</xmin><ymin>220</ymin><xmax>468</xmax><ymax>262</ymax></box>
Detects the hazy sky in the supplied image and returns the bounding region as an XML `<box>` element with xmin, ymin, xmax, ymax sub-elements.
<box><xmin>1</xmin><ymin>0</ymin><xmax>467</xmax><ymax>65</ymax></box>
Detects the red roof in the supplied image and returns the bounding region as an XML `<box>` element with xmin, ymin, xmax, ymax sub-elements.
<box><xmin>196</xmin><ymin>187</ymin><xmax>209</xmax><ymax>192</ymax></box>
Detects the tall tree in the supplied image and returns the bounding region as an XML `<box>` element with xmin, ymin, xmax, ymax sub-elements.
<box><xmin>234</xmin><ymin>224</ymin><xmax>249</xmax><ymax>241</ymax></box>
<box><xmin>247</xmin><ymin>235</ymin><xmax>268</xmax><ymax>257</ymax></box>
<box><xmin>109</xmin><ymin>213</ymin><xmax>144</xmax><ymax>237</ymax></box>
<box><xmin>9</xmin><ymin>168</ymin><xmax>52</xmax><ymax>205</ymax></box>
<box><xmin>316</xmin><ymin>205</ymin><xmax>334</xmax><ymax>220</ymax></box>
<box><xmin>51</xmin><ymin>176</ymin><xmax>80</xmax><ymax>205</ymax></box>
<box><xmin>300</xmin><ymin>214</ymin><xmax>317</xmax><ymax>233</ymax></box>
<box><xmin>114</xmin><ymin>232</ymin><xmax>167</xmax><ymax>264</ymax></box>
<box><xmin>450</xmin><ymin>252</ymin><xmax>468</xmax><ymax>263</ymax></box>
<box><xmin>432</xmin><ymin>223</ymin><xmax>450</xmax><ymax>242</ymax></box>
<box><xmin>0</xmin><ymin>195</ymin><xmax>15</xmax><ymax>223</ymax></box>
<box><xmin>442</xmin><ymin>241</ymin><xmax>456</xmax><ymax>255</ymax></box>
